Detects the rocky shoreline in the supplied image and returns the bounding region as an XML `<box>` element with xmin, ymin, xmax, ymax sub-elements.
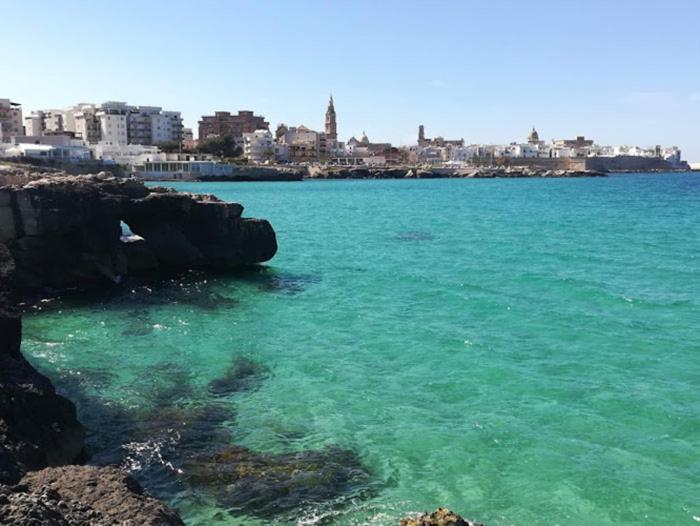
<box><xmin>306</xmin><ymin>165</ymin><xmax>606</xmax><ymax>179</ymax></box>
<box><xmin>0</xmin><ymin>169</ymin><xmax>484</xmax><ymax>525</ymax></box>
<box><xmin>0</xmin><ymin>171</ymin><xmax>279</xmax><ymax>524</ymax></box>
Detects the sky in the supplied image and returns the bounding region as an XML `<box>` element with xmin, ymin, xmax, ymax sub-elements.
<box><xmin>2</xmin><ymin>0</ymin><xmax>699</xmax><ymax>160</ymax></box>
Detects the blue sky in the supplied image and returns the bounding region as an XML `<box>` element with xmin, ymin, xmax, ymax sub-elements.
<box><xmin>3</xmin><ymin>0</ymin><xmax>699</xmax><ymax>160</ymax></box>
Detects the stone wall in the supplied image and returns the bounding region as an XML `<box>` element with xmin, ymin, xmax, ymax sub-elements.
<box><xmin>584</xmin><ymin>155</ymin><xmax>682</xmax><ymax>172</ymax></box>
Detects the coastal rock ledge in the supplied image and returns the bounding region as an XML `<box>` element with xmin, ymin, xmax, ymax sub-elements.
<box><xmin>0</xmin><ymin>172</ymin><xmax>277</xmax><ymax>292</ymax></box>
<box><xmin>400</xmin><ymin>508</ymin><xmax>485</xmax><ymax>526</ymax></box>
<box><xmin>1</xmin><ymin>466</ymin><xmax>184</xmax><ymax>526</ymax></box>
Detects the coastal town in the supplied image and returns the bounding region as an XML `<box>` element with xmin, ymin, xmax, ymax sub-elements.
<box><xmin>0</xmin><ymin>96</ymin><xmax>691</xmax><ymax>179</ymax></box>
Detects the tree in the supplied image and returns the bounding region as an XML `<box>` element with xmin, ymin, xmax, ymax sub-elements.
<box><xmin>196</xmin><ymin>135</ymin><xmax>242</xmax><ymax>158</ymax></box>
<box><xmin>155</xmin><ymin>140</ymin><xmax>183</xmax><ymax>153</ymax></box>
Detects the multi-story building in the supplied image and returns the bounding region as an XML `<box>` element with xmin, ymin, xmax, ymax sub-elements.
<box><xmin>73</xmin><ymin>104</ymin><xmax>101</xmax><ymax>144</ymax></box>
<box><xmin>150</xmin><ymin>110</ymin><xmax>183</xmax><ymax>145</ymax></box>
<box><xmin>96</xmin><ymin>102</ymin><xmax>129</xmax><ymax>146</ymax></box>
<box><xmin>242</xmin><ymin>129</ymin><xmax>274</xmax><ymax>163</ymax></box>
<box><xmin>276</xmin><ymin>125</ymin><xmax>326</xmax><ymax>162</ymax></box>
<box><xmin>182</xmin><ymin>128</ymin><xmax>196</xmax><ymax>150</ymax></box>
<box><xmin>25</xmin><ymin>102</ymin><xmax>183</xmax><ymax>145</ymax></box>
<box><xmin>198</xmin><ymin>110</ymin><xmax>269</xmax><ymax>142</ymax></box>
<box><xmin>0</xmin><ymin>99</ymin><xmax>23</xmax><ymax>142</ymax></box>
<box><xmin>24</xmin><ymin>111</ymin><xmax>44</xmax><ymax>136</ymax></box>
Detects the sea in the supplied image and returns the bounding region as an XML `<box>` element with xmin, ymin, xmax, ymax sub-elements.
<box><xmin>21</xmin><ymin>173</ymin><xmax>700</xmax><ymax>525</ymax></box>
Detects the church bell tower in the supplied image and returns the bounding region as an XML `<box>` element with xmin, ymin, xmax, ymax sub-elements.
<box><xmin>325</xmin><ymin>95</ymin><xmax>337</xmax><ymax>141</ymax></box>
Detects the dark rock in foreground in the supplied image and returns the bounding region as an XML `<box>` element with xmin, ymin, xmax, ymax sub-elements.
<box><xmin>0</xmin><ymin>465</ymin><xmax>184</xmax><ymax>525</ymax></box>
<box><xmin>400</xmin><ymin>508</ymin><xmax>485</xmax><ymax>526</ymax></box>
<box><xmin>0</xmin><ymin>172</ymin><xmax>277</xmax><ymax>292</ymax></box>
<box><xmin>0</xmin><ymin>244</ymin><xmax>85</xmax><ymax>485</ymax></box>
<box><xmin>184</xmin><ymin>444</ymin><xmax>370</xmax><ymax>517</ymax></box>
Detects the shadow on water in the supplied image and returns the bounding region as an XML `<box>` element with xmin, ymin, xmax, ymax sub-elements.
<box><xmin>31</xmin><ymin>351</ymin><xmax>374</xmax><ymax>520</ymax></box>
<box><xmin>235</xmin><ymin>266</ymin><xmax>322</xmax><ymax>295</ymax></box>
<box><xmin>393</xmin><ymin>230</ymin><xmax>435</xmax><ymax>242</ymax></box>
<box><xmin>22</xmin><ymin>271</ymin><xmax>239</xmax><ymax>315</ymax></box>
<box><xmin>23</xmin><ymin>266</ymin><xmax>321</xmax><ymax>317</ymax></box>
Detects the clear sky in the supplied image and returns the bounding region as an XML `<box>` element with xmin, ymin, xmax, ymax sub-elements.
<box><xmin>3</xmin><ymin>0</ymin><xmax>699</xmax><ymax>160</ymax></box>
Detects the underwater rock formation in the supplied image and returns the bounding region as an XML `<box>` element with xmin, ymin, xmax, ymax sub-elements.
<box><xmin>208</xmin><ymin>356</ymin><xmax>270</xmax><ymax>396</ymax></box>
<box><xmin>184</xmin><ymin>444</ymin><xmax>371</xmax><ymax>517</ymax></box>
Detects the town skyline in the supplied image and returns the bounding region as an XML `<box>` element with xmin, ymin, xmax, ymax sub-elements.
<box><xmin>5</xmin><ymin>94</ymin><xmax>694</xmax><ymax>154</ymax></box>
<box><xmin>3</xmin><ymin>0</ymin><xmax>699</xmax><ymax>159</ymax></box>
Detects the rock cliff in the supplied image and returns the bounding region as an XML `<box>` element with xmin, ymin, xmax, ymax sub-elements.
<box><xmin>0</xmin><ymin>172</ymin><xmax>277</xmax><ymax>292</ymax></box>
<box><xmin>0</xmin><ymin>170</ymin><xmax>280</xmax><ymax>524</ymax></box>
<box><xmin>0</xmin><ymin>243</ymin><xmax>85</xmax><ymax>485</ymax></box>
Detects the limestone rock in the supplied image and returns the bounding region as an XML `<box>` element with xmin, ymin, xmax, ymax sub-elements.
<box><xmin>0</xmin><ymin>483</ymin><xmax>109</xmax><ymax>525</ymax></box>
<box><xmin>400</xmin><ymin>508</ymin><xmax>485</xmax><ymax>526</ymax></box>
<box><xmin>12</xmin><ymin>465</ymin><xmax>184</xmax><ymax>525</ymax></box>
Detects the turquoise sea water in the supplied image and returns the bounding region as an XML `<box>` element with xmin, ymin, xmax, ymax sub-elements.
<box><xmin>22</xmin><ymin>174</ymin><xmax>700</xmax><ymax>525</ymax></box>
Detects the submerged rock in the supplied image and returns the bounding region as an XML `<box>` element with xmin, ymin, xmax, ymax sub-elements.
<box><xmin>394</xmin><ymin>231</ymin><xmax>435</xmax><ymax>242</ymax></box>
<box><xmin>400</xmin><ymin>508</ymin><xmax>485</xmax><ymax>526</ymax></box>
<box><xmin>16</xmin><ymin>465</ymin><xmax>184</xmax><ymax>525</ymax></box>
<box><xmin>184</xmin><ymin>445</ymin><xmax>371</xmax><ymax>517</ymax></box>
<box><xmin>208</xmin><ymin>356</ymin><xmax>270</xmax><ymax>396</ymax></box>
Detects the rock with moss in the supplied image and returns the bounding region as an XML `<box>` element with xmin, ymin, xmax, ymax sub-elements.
<box><xmin>184</xmin><ymin>444</ymin><xmax>370</xmax><ymax>517</ymax></box>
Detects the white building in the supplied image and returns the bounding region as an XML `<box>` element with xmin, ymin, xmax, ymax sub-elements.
<box><xmin>130</xmin><ymin>156</ymin><xmax>233</xmax><ymax>180</ymax></box>
<box><xmin>274</xmin><ymin>143</ymin><xmax>289</xmax><ymax>162</ymax></box>
<box><xmin>24</xmin><ymin>111</ymin><xmax>45</xmax><ymax>136</ymax></box>
<box><xmin>25</xmin><ymin>102</ymin><xmax>183</xmax><ymax>146</ymax></box>
<box><xmin>2</xmin><ymin>143</ymin><xmax>91</xmax><ymax>162</ymax></box>
<box><xmin>243</xmin><ymin>129</ymin><xmax>274</xmax><ymax>163</ymax></box>
<box><xmin>73</xmin><ymin>104</ymin><xmax>101</xmax><ymax>144</ymax></box>
<box><xmin>0</xmin><ymin>99</ymin><xmax>23</xmax><ymax>142</ymax></box>
<box><xmin>91</xmin><ymin>143</ymin><xmax>162</xmax><ymax>165</ymax></box>
<box><xmin>96</xmin><ymin>102</ymin><xmax>129</xmax><ymax>146</ymax></box>
<box><xmin>450</xmin><ymin>145</ymin><xmax>479</xmax><ymax>162</ymax></box>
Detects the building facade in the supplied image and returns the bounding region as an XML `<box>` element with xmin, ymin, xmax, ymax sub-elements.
<box><xmin>242</xmin><ymin>129</ymin><xmax>274</xmax><ymax>163</ymax></box>
<box><xmin>198</xmin><ymin>111</ymin><xmax>269</xmax><ymax>142</ymax></box>
<box><xmin>0</xmin><ymin>99</ymin><xmax>23</xmax><ymax>142</ymax></box>
<box><xmin>24</xmin><ymin>102</ymin><xmax>183</xmax><ymax>145</ymax></box>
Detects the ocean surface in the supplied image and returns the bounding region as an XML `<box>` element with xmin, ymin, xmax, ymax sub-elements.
<box><xmin>22</xmin><ymin>174</ymin><xmax>700</xmax><ymax>525</ymax></box>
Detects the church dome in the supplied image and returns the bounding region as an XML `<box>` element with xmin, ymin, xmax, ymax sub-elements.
<box><xmin>528</xmin><ymin>127</ymin><xmax>539</xmax><ymax>143</ymax></box>
<box><xmin>360</xmin><ymin>131</ymin><xmax>369</xmax><ymax>144</ymax></box>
